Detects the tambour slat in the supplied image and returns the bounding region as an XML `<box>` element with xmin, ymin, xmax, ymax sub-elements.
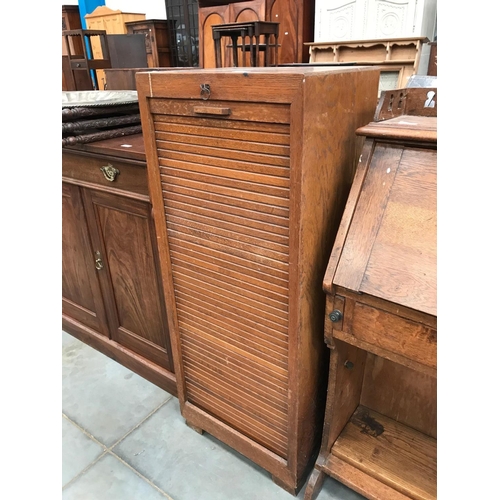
<box><xmin>173</xmin><ymin>263</ymin><xmax>288</xmax><ymax>321</ymax></box>
<box><xmin>154</xmin><ymin>113</ymin><xmax>291</xmax><ymax>134</ymax></box>
<box><xmin>186</xmin><ymin>381</ymin><xmax>288</xmax><ymax>457</ymax></box>
<box><xmin>160</xmin><ymin>145</ymin><xmax>290</xmax><ymax>174</ymax></box>
<box><xmin>161</xmin><ymin>174</ymin><xmax>290</xmax><ymax>209</ymax></box>
<box><xmin>183</xmin><ymin>360</ymin><xmax>289</xmax><ymax>430</ymax></box>
<box><xmin>155</xmin><ymin>121</ymin><xmax>290</xmax><ymax>145</ymax></box>
<box><xmin>169</xmin><ymin>247</ymin><xmax>289</xmax><ymax>300</ymax></box>
<box><xmin>179</xmin><ymin>312</ymin><xmax>288</xmax><ymax>373</ymax></box>
<box><xmin>167</xmin><ymin>219</ymin><xmax>288</xmax><ymax>262</ymax></box>
<box><xmin>160</xmin><ymin>165</ymin><xmax>289</xmax><ymax>198</ymax></box>
<box><xmin>155</xmin><ymin>103</ymin><xmax>291</xmax><ymax>456</ymax></box>
<box><xmin>150</xmin><ymin>98</ymin><xmax>291</xmax><ymax>124</ymax></box>
<box><xmin>159</xmin><ymin>156</ymin><xmax>289</xmax><ymax>187</ymax></box>
<box><xmin>161</xmin><ymin>192</ymin><xmax>289</xmax><ymax>236</ymax></box>
<box><xmin>170</xmin><ymin>256</ymin><xmax>289</xmax><ymax>313</ymax></box>
<box><xmin>178</xmin><ymin>317</ymin><xmax>288</xmax><ymax>378</ymax></box>
<box><xmin>162</xmin><ymin>184</ymin><xmax>289</xmax><ymax>227</ymax></box>
<box><xmin>174</xmin><ymin>286</ymin><xmax>289</xmax><ymax>356</ymax></box>
<box><xmin>174</xmin><ymin>286</ymin><xmax>289</xmax><ymax>344</ymax></box>
<box><xmin>182</xmin><ymin>340</ymin><xmax>288</xmax><ymax>408</ymax></box>
<box><xmin>167</xmin><ymin>228</ymin><xmax>289</xmax><ymax>274</ymax></box>
<box><xmin>156</xmin><ymin>131</ymin><xmax>290</xmax><ymax>157</ymax></box>
<box><xmin>166</xmin><ymin>209</ymin><xmax>289</xmax><ymax>249</ymax></box>
<box><xmin>182</xmin><ymin>334</ymin><xmax>289</xmax><ymax>391</ymax></box>
<box><xmin>168</xmin><ymin>238</ymin><xmax>289</xmax><ymax>290</ymax></box>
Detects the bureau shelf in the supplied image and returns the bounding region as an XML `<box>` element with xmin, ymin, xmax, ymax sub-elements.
<box><xmin>325</xmin><ymin>405</ymin><xmax>437</xmax><ymax>500</ymax></box>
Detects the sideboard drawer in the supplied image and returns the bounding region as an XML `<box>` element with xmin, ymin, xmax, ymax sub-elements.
<box><xmin>326</xmin><ymin>293</ymin><xmax>437</xmax><ymax>370</ymax></box>
<box><xmin>62</xmin><ymin>151</ymin><xmax>149</xmax><ymax>196</ymax></box>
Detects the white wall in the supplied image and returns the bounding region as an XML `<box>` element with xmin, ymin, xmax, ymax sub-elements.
<box><xmin>61</xmin><ymin>1</ymin><xmax>167</xmax><ymax>20</ymax></box>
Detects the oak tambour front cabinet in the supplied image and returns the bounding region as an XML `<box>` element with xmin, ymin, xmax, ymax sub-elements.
<box><xmin>136</xmin><ymin>67</ymin><xmax>379</xmax><ymax>493</ymax></box>
<box><xmin>305</xmin><ymin>91</ymin><xmax>437</xmax><ymax>500</ymax></box>
<box><xmin>62</xmin><ymin>134</ymin><xmax>176</xmax><ymax>395</ymax></box>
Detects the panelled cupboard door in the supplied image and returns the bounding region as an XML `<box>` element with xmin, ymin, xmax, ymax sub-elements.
<box><xmin>62</xmin><ymin>182</ymin><xmax>109</xmax><ymax>337</ymax></box>
<box><xmin>82</xmin><ymin>188</ymin><xmax>174</xmax><ymax>372</ymax></box>
<box><xmin>137</xmin><ymin>67</ymin><xmax>380</xmax><ymax>493</ymax></box>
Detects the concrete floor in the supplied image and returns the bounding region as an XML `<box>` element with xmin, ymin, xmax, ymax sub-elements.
<box><xmin>62</xmin><ymin>330</ymin><xmax>365</xmax><ymax>500</ymax></box>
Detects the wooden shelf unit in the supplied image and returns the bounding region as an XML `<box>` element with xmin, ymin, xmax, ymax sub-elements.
<box><xmin>305</xmin><ymin>37</ymin><xmax>429</xmax><ymax>95</ymax></box>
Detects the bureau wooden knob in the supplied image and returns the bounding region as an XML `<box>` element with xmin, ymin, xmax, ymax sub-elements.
<box><xmin>329</xmin><ymin>310</ymin><xmax>342</xmax><ymax>322</ymax></box>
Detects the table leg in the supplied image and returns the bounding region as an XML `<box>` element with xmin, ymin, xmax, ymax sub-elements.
<box><xmin>214</xmin><ymin>37</ymin><xmax>222</xmax><ymax>68</ymax></box>
<box><xmin>231</xmin><ymin>34</ymin><xmax>238</xmax><ymax>66</ymax></box>
<box><xmin>264</xmin><ymin>34</ymin><xmax>270</xmax><ymax>66</ymax></box>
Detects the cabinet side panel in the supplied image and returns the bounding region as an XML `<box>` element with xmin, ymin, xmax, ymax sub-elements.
<box><xmin>293</xmin><ymin>68</ymin><xmax>380</xmax><ymax>476</ymax></box>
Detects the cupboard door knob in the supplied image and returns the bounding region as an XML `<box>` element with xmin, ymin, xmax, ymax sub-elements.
<box><xmin>329</xmin><ymin>310</ymin><xmax>342</xmax><ymax>322</ymax></box>
<box><xmin>100</xmin><ymin>164</ymin><xmax>120</xmax><ymax>182</ymax></box>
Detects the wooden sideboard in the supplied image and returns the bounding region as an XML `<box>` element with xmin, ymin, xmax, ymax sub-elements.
<box><xmin>304</xmin><ymin>88</ymin><xmax>437</xmax><ymax>500</ymax></box>
<box><xmin>136</xmin><ymin>66</ymin><xmax>379</xmax><ymax>494</ymax></box>
<box><xmin>62</xmin><ymin>134</ymin><xmax>176</xmax><ymax>396</ymax></box>
<box><xmin>198</xmin><ymin>0</ymin><xmax>314</xmax><ymax>68</ymax></box>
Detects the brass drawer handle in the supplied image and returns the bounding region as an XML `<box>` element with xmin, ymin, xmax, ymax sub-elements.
<box><xmin>100</xmin><ymin>164</ymin><xmax>120</xmax><ymax>182</ymax></box>
<box><xmin>193</xmin><ymin>106</ymin><xmax>231</xmax><ymax>116</ymax></box>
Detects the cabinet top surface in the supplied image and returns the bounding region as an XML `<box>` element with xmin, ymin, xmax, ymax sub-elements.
<box><xmin>136</xmin><ymin>66</ymin><xmax>380</xmax><ymax>101</ymax></box>
<box><xmin>62</xmin><ymin>134</ymin><xmax>145</xmax><ymax>162</ymax></box>
<box><xmin>326</xmin><ymin>119</ymin><xmax>437</xmax><ymax>317</ymax></box>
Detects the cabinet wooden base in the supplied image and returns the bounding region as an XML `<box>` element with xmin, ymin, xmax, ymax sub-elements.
<box><xmin>185</xmin><ymin>420</ymin><xmax>204</xmax><ymax>435</ymax></box>
<box><xmin>63</xmin><ymin>315</ymin><xmax>177</xmax><ymax>397</ymax></box>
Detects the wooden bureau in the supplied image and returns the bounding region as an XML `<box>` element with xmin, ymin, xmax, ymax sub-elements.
<box><xmin>136</xmin><ymin>66</ymin><xmax>380</xmax><ymax>493</ymax></box>
<box><xmin>305</xmin><ymin>89</ymin><xmax>437</xmax><ymax>500</ymax></box>
<box><xmin>62</xmin><ymin>134</ymin><xmax>177</xmax><ymax>396</ymax></box>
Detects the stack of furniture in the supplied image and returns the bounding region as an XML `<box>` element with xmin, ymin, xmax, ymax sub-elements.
<box><xmin>135</xmin><ymin>65</ymin><xmax>380</xmax><ymax>494</ymax></box>
<box><xmin>199</xmin><ymin>0</ymin><xmax>314</xmax><ymax>67</ymax></box>
<box><xmin>304</xmin><ymin>87</ymin><xmax>437</xmax><ymax>500</ymax></box>
<box><xmin>85</xmin><ymin>6</ymin><xmax>146</xmax><ymax>89</ymax></box>
<box><xmin>62</xmin><ymin>91</ymin><xmax>143</xmax><ymax>146</ymax></box>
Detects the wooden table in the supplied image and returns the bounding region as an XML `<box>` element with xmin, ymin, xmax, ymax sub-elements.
<box><xmin>212</xmin><ymin>21</ymin><xmax>279</xmax><ymax>67</ymax></box>
<box><xmin>305</xmin><ymin>88</ymin><xmax>437</xmax><ymax>500</ymax></box>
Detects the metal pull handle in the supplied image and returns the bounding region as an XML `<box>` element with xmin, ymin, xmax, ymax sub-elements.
<box><xmin>95</xmin><ymin>251</ymin><xmax>103</xmax><ymax>271</ymax></box>
<box><xmin>100</xmin><ymin>164</ymin><xmax>120</xmax><ymax>182</ymax></box>
<box><xmin>193</xmin><ymin>106</ymin><xmax>231</xmax><ymax>116</ymax></box>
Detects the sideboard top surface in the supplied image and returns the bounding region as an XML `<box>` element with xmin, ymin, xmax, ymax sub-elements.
<box><xmin>62</xmin><ymin>133</ymin><xmax>146</xmax><ymax>162</ymax></box>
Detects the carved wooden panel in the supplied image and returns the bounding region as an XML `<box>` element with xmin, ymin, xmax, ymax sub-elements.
<box><xmin>314</xmin><ymin>0</ymin><xmax>436</xmax><ymax>42</ymax></box>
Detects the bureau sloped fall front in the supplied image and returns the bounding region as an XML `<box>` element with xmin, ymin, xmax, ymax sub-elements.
<box><xmin>136</xmin><ymin>66</ymin><xmax>380</xmax><ymax>494</ymax></box>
